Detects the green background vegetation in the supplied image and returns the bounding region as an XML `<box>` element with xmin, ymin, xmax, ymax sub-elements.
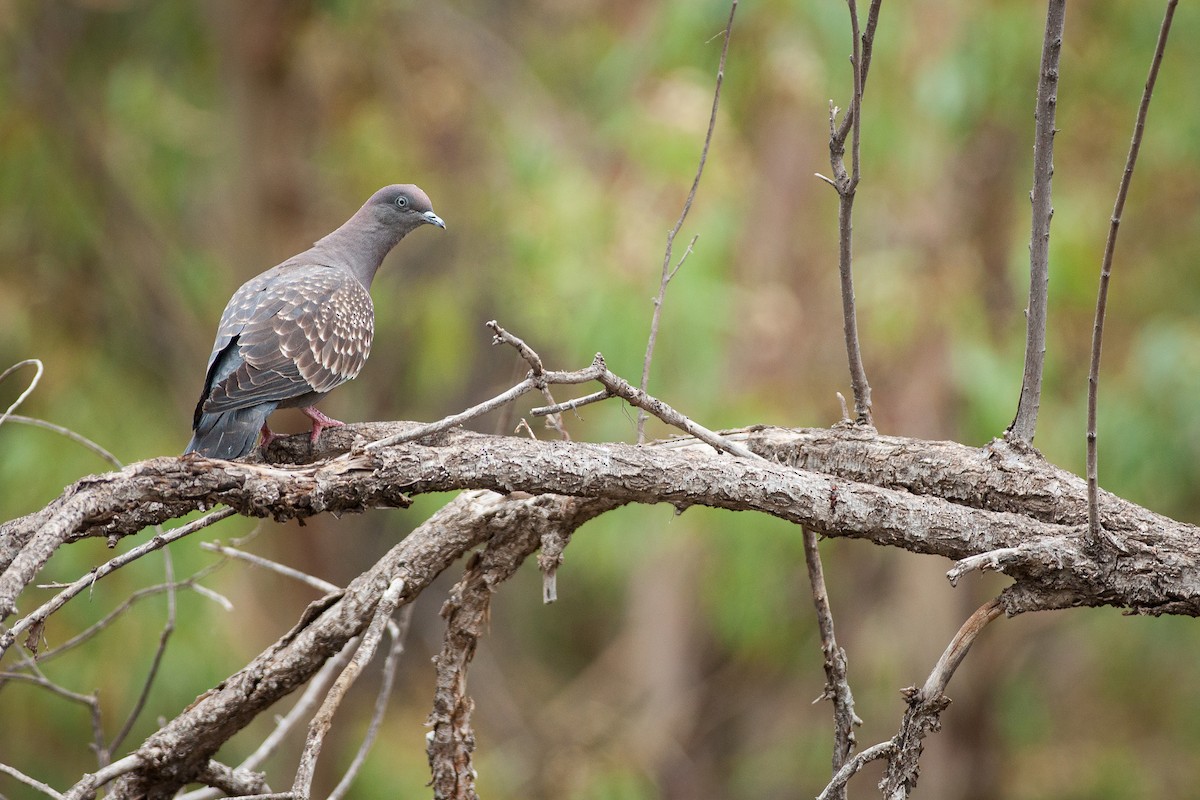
<box><xmin>2</xmin><ymin>1</ymin><xmax>1199</xmax><ymax>798</ymax></box>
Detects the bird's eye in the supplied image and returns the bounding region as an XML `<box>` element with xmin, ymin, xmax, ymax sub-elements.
<box><xmin>396</xmin><ymin>195</ymin><xmax>409</xmax><ymax>209</ymax></box>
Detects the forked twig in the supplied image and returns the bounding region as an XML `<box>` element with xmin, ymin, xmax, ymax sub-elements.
<box><xmin>803</xmin><ymin>529</ymin><xmax>860</xmax><ymax>799</ymax></box>
<box><xmin>879</xmin><ymin>598</ymin><xmax>1004</xmax><ymax>797</ymax></box>
<box><xmin>824</xmin><ymin>1</ymin><xmax>884</xmax><ymax>425</ymax></box>
<box><xmin>1087</xmin><ymin>0</ymin><xmax>1177</xmax><ymax>547</ymax></box>
<box><xmin>816</xmin><ymin>740</ymin><xmax>896</xmax><ymax>800</ymax></box>
<box><xmin>532</xmin><ymin>351</ymin><xmax>761</xmax><ymax>460</ymax></box>
<box><xmin>637</xmin><ymin>0</ymin><xmax>736</xmax><ymax>444</ymax></box>
<box><xmin>817</xmin><ymin>599</ymin><xmax>1003</xmax><ymax>798</ymax></box>
<box><xmin>488</xmin><ymin>320</ymin><xmax>570</xmax><ymax>440</ymax></box>
<box><xmin>0</xmin><ymin>508</ymin><xmax>235</xmax><ymax>657</ymax></box>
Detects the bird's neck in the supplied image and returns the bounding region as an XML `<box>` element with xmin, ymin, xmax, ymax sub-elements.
<box><xmin>309</xmin><ymin>213</ymin><xmax>413</xmax><ymax>288</ymax></box>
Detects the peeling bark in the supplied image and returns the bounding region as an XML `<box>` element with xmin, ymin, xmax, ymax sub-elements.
<box><xmin>4</xmin><ymin>421</ymin><xmax>1200</xmax><ymax>796</ymax></box>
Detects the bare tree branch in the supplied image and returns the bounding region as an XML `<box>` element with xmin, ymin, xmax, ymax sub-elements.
<box><xmin>200</xmin><ymin>542</ymin><xmax>340</xmax><ymax>594</ymax></box>
<box><xmin>2</xmin><ymin>414</ymin><xmax>122</xmax><ymax>469</ymax></box>
<box><xmin>0</xmin><ymin>761</ymin><xmax>65</xmax><ymax>800</ymax></box>
<box><xmin>637</xmin><ymin>0</ymin><xmax>737</xmax><ymax>443</ymax></box>
<box><xmin>191</xmin><ymin>761</ymin><xmax>271</xmax><ymax>799</ymax></box>
<box><xmin>63</xmin><ymin>754</ymin><xmax>140</xmax><ymax>800</ymax></box>
<box><xmin>1</xmin><ymin>509</ymin><xmax>234</xmax><ymax>655</ymax></box>
<box><xmin>879</xmin><ymin>599</ymin><xmax>1004</xmax><ymax>797</ymax></box>
<box><xmin>426</xmin><ymin>520</ymin><xmax>544</xmax><ymax>799</ymax></box>
<box><xmin>1087</xmin><ymin>0</ymin><xmax>1178</xmax><ymax>546</ymax></box>
<box><xmin>108</xmin><ymin>549</ymin><xmax>177</xmax><ymax>756</ymax></box>
<box><xmin>487</xmin><ymin>319</ymin><xmax>570</xmax><ymax>440</ymax></box>
<box><xmin>0</xmin><ymin>359</ymin><xmax>45</xmax><ymax>430</ymax></box>
<box><xmin>6</xmin><ymin>422</ymin><xmax>1199</xmax><ymax>633</ymax></box>
<box><xmin>804</xmin><ymin>529</ymin><xmax>860</xmax><ymax>799</ymax></box>
<box><xmin>1</xmin><ymin>419</ymin><xmax>1196</xmax><ymax>797</ymax></box>
<box><xmin>5</xmin><ymin>385</ymin><xmax>1200</xmax><ymax>797</ymax></box>
<box><xmin>327</xmin><ymin>607</ymin><xmax>413</xmax><ymax>800</ymax></box>
<box><xmin>27</xmin><ymin>573</ymin><xmax>221</xmax><ymax>664</ymax></box>
<box><xmin>1008</xmin><ymin>0</ymin><xmax>1067</xmax><ymax>445</ymax></box>
<box><xmin>176</xmin><ymin>638</ymin><xmax>361</xmax><ymax>800</ymax></box>
<box><xmin>94</xmin><ymin>491</ymin><xmax>615</xmax><ymax>798</ymax></box>
<box><xmin>292</xmin><ymin>577</ymin><xmax>407</xmax><ymax>800</ymax></box>
<box><xmin>816</xmin><ymin>740</ymin><xmax>896</xmax><ymax>800</ymax></box>
<box><xmin>825</xmin><ymin>0</ymin><xmax>884</xmax><ymax>425</ymax></box>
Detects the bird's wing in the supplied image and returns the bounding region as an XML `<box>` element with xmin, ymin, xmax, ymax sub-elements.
<box><xmin>197</xmin><ymin>264</ymin><xmax>374</xmax><ymax>416</ymax></box>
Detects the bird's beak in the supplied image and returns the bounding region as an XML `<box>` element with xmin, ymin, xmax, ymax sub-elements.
<box><xmin>423</xmin><ymin>211</ymin><xmax>446</xmax><ymax>229</ymax></box>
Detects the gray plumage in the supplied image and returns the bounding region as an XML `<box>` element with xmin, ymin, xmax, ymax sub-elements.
<box><xmin>186</xmin><ymin>184</ymin><xmax>445</xmax><ymax>459</ymax></box>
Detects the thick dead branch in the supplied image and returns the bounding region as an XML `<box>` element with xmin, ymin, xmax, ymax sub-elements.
<box><xmin>4</xmin><ymin>424</ymin><xmax>1199</xmax><ymax>641</ymax></box>
<box><xmin>88</xmin><ymin>490</ymin><xmax>616</xmax><ymax>799</ymax></box>
<box><xmin>4</xmin><ymin>420</ymin><xmax>1200</xmax><ymax>796</ymax></box>
<box><xmin>426</xmin><ymin>508</ymin><xmax>548</xmax><ymax>799</ymax></box>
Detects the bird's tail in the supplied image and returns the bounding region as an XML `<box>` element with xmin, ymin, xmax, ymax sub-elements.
<box><xmin>185</xmin><ymin>405</ymin><xmax>274</xmax><ymax>460</ymax></box>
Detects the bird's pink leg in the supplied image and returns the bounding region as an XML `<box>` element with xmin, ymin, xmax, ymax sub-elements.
<box><xmin>302</xmin><ymin>406</ymin><xmax>345</xmax><ymax>443</ymax></box>
<box><xmin>258</xmin><ymin>422</ymin><xmax>281</xmax><ymax>452</ymax></box>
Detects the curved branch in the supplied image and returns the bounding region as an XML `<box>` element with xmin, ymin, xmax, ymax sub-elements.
<box><xmin>4</xmin><ymin>425</ymin><xmax>1199</xmax><ymax>633</ymax></box>
<box><xmin>1087</xmin><ymin>0</ymin><xmax>1178</xmax><ymax>546</ymax></box>
<box><xmin>2</xmin><ymin>422</ymin><xmax>1197</xmax><ymax>796</ymax></box>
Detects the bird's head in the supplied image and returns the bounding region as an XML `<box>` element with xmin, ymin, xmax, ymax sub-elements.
<box><xmin>369</xmin><ymin>184</ymin><xmax>446</xmax><ymax>232</ymax></box>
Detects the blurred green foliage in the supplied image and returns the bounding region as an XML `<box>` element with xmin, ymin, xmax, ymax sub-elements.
<box><xmin>2</xmin><ymin>1</ymin><xmax>1200</xmax><ymax>798</ymax></box>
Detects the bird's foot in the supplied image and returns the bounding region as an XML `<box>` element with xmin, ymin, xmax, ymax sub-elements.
<box><xmin>258</xmin><ymin>422</ymin><xmax>282</xmax><ymax>453</ymax></box>
<box><xmin>302</xmin><ymin>406</ymin><xmax>345</xmax><ymax>444</ymax></box>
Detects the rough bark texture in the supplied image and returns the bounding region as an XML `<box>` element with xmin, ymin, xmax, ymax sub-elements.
<box><xmin>4</xmin><ymin>420</ymin><xmax>1200</xmax><ymax>796</ymax></box>
<box><xmin>5</xmin><ymin>423</ymin><xmax>1199</xmax><ymax>627</ymax></box>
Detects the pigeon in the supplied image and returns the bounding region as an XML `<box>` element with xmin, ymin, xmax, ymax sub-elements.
<box><xmin>185</xmin><ymin>184</ymin><xmax>445</xmax><ymax>459</ymax></box>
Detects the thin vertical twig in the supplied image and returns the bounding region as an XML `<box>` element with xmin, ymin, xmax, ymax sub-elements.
<box><xmin>1087</xmin><ymin>0</ymin><xmax>1177</xmax><ymax>546</ymax></box>
<box><xmin>326</xmin><ymin>607</ymin><xmax>414</xmax><ymax>800</ymax></box>
<box><xmin>803</xmin><ymin>530</ymin><xmax>860</xmax><ymax>800</ymax></box>
<box><xmin>637</xmin><ymin>1</ymin><xmax>737</xmax><ymax>444</ymax></box>
<box><xmin>1008</xmin><ymin>0</ymin><xmax>1067</xmax><ymax>445</ymax></box>
<box><xmin>292</xmin><ymin>578</ymin><xmax>407</xmax><ymax>800</ymax></box>
<box><xmin>825</xmin><ymin>0</ymin><xmax>884</xmax><ymax>426</ymax></box>
<box><xmin>108</xmin><ymin>549</ymin><xmax>177</xmax><ymax>756</ymax></box>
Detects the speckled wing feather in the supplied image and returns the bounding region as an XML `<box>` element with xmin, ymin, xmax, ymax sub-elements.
<box><xmin>198</xmin><ymin>263</ymin><xmax>374</xmax><ymax>416</ymax></box>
